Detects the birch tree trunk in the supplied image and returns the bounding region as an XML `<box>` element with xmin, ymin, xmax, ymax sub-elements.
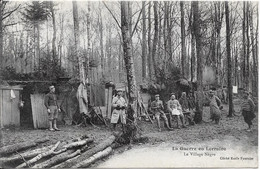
<box><xmin>73</xmin><ymin>1</ymin><xmax>85</xmax><ymax>83</ymax></box>
<box><xmin>225</xmin><ymin>1</ymin><xmax>234</xmax><ymax>117</ymax></box>
<box><xmin>121</xmin><ymin>1</ymin><xmax>137</xmax><ymax>103</ymax></box>
<box><xmin>193</xmin><ymin>1</ymin><xmax>203</xmax><ymax>123</ymax></box>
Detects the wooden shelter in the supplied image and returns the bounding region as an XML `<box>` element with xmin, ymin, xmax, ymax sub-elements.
<box><xmin>0</xmin><ymin>85</ymin><xmax>23</xmax><ymax>128</ymax></box>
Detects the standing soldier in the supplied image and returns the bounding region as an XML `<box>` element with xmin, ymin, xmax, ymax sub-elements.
<box><xmin>111</xmin><ymin>89</ymin><xmax>127</xmax><ymax>132</ymax></box>
<box><xmin>207</xmin><ymin>90</ymin><xmax>221</xmax><ymax>124</ymax></box>
<box><xmin>44</xmin><ymin>85</ymin><xmax>61</xmax><ymax>131</ymax></box>
<box><xmin>150</xmin><ymin>94</ymin><xmax>172</xmax><ymax>132</ymax></box>
<box><xmin>241</xmin><ymin>91</ymin><xmax>256</xmax><ymax>131</ymax></box>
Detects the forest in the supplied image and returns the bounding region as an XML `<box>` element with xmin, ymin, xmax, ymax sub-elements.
<box><xmin>0</xmin><ymin>1</ymin><xmax>259</xmax><ymax>168</ymax></box>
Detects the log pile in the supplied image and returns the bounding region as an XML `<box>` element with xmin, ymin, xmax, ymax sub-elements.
<box><xmin>0</xmin><ymin>134</ymin><xmax>122</xmax><ymax>168</ymax></box>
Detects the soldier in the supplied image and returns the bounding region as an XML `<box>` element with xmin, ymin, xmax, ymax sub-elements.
<box><xmin>207</xmin><ymin>90</ymin><xmax>221</xmax><ymax>124</ymax></box>
<box><xmin>44</xmin><ymin>85</ymin><xmax>61</xmax><ymax>131</ymax></box>
<box><xmin>150</xmin><ymin>94</ymin><xmax>173</xmax><ymax>132</ymax></box>
<box><xmin>241</xmin><ymin>91</ymin><xmax>256</xmax><ymax>131</ymax></box>
<box><xmin>167</xmin><ymin>94</ymin><xmax>186</xmax><ymax>128</ymax></box>
<box><xmin>110</xmin><ymin>89</ymin><xmax>127</xmax><ymax>132</ymax></box>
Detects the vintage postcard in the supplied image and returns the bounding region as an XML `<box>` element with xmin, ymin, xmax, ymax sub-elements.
<box><xmin>0</xmin><ymin>0</ymin><xmax>258</xmax><ymax>168</ymax></box>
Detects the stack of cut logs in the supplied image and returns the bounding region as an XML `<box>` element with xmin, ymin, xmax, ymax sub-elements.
<box><xmin>0</xmin><ymin>135</ymin><xmax>117</xmax><ymax>168</ymax></box>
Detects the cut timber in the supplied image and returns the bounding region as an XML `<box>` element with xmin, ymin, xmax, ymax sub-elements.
<box><xmin>56</xmin><ymin>135</ymin><xmax>115</xmax><ymax>168</ymax></box>
<box><xmin>55</xmin><ymin>135</ymin><xmax>89</xmax><ymax>151</ymax></box>
<box><xmin>33</xmin><ymin>149</ymin><xmax>81</xmax><ymax>168</ymax></box>
<box><xmin>16</xmin><ymin>141</ymin><xmax>60</xmax><ymax>168</ymax></box>
<box><xmin>73</xmin><ymin>147</ymin><xmax>112</xmax><ymax>168</ymax></box>
<box><xmin>51</xmin><ymin>155</ymin><xmax>80</xmax><ymax>168</ymax></box>
<box><xmin>0</xmin><ymin>145</ymin><xmax>53</xmax><ymax>163</ymax></box>
<box><xmin>0</xmin><ymin>138</ymin><xmax>49</xmax><ymax>157</ymax></box>
<box><xmin>62</xmin><ymin>138</ymin><xmax>93</xmax><ymax>149</ymax></box>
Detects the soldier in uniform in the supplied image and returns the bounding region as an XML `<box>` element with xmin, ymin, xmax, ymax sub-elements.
<box><xmin>241</xmin><ymin>91</ymin><xmax>256</xmax><ymax>131</ymax></box>
<box><xmin>150</xmin><ymin>94</ymin><xmax>173</xmax><ymax>132</ymax></box>
<box><xmin>44</xmin><ymin>85</ymin><xmax>61</xmax><ymax>131</ymax></box>
<box><xmin>167</xmin><ymin>94</ymin><xmax>187</xmax><ymax>128</ymax></box>
<box><xmin>110</xmin><ymin>89</ymin><xmax>127</xmax><ymax>132</ymax></box>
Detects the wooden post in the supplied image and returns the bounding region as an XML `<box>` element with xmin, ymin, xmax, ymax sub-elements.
<box><xmin>107</xmin><ymin>87</ymin><xmax>113</xmax><ymax>119</ymax></box>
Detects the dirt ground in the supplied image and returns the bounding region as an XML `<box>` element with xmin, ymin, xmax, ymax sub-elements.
<box><xmin>0</xmin><ymin>98</ymin><xmax>258</xmax><ymax>167</ymax></box>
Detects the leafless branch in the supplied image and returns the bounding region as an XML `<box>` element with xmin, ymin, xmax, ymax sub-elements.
<box><xmin>2</xmin><ymin>4</ymin><xmax>21</xmax><ymax>20</ymax></box>
<box><xmin>102</xmin><ymin>2</ymin><xmax>121</xmax><ymax>29</ymax></box>
<box><xmin>131</xmin><ymin>5</ymin><xmax>143</xmax><ymax>38</ymax></box>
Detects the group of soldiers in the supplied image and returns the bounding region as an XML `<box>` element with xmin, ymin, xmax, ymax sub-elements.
<box><xmin>44</xmin><ymin>85</ymin><xmax>256</xmax><ymax>133</ymax></box>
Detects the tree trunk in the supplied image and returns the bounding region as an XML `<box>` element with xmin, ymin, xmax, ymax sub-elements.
<box><xmin>141</xmin><ymin>1</ymin><xmax>147</xmax><ymax>80</ymax></box>
<box><xmin>249</xmin><ymin>3</ymin><xmax>257</xmax><ymax>95</ymax></box>
<box><xmin>36</xmin><ymin>22</ymin><xmax>40</xmax><ymax>71</ymax></box>
<box><xmin>152</xmin><ymin>1</ymin><xmax>159</xmax><ymax>79</ymax></box>
<box><xmin>148</xmin><ymin>1</ymin><xmax>152</xmax><ymax>80</ymax></box>
<box><xmin>73</xmin><ymin>1</ymin><xmax>85</xmax><ymax>83</ymax></box>
<box><xmin>98</xmin><ymin>8</ymin><xmax>104</xmax><ymax>78</ymax></box>
<box><xmin>16</xmin><ymin>141</ymin><xmax>60</xmax><ymax>168</ymax></box>
<box><xmin>55</xmin><ymin>135</ymin><xmax>115</xmax><ymax>168</ymax></box>
<box><xmin>0</xmin><ymin>2</ymin><xmax>3</xmax><ymax>72</ymax></box>
<box><xmin>86</xmin><ymin>1</ymin><xmax>91</xmax><ymax>83</ymax></box>
<box><xmin>225</xmin><ymin>1</ymin><xmax>234</xmax><ymax>117</ymax></box>
<box><xmin>242</xmin><ymin>2</ymin><xmax>247</xmax><ymax>89</ymax></box>
<box><xmin>33</xmin><ymin>149</ymin><xmax>81</xmax><ymax>168</ymax></box>
<box><xmin>180</xmin><ymin>1</ymin><xmax>186</xmax><ymax>78</ymax></box>
<box><xmin>121</xmin><ymin>1</ymin><xmax>137</xmax><ymax>103</ymax></box>
<box><xmin>192</xmin><ymin>1</ymin><xmax>203</xmax><ymax>123</ymax></box>
<box><xmin>245</xmin><ymin>2</ymin><xmax>250</xmax><ymax>91</ymax></box>
<box><xmin>0</xmin><ymin>139</ymin><xmax>49</xmax><ymax>157</ymax></box>
<box><xmin>0</xmin><ymin>145</ymin><xmax>52</xmax><ymax>164</ymax></box>
<box><xmin>73</xmin><ymin>147</ymin><xmax>112</xmax><ymax>168</ymax></box>
<box><xmin>50</xmin><ymin>1</ymin><xmax>57</xmax><ymax>64</ymax></box>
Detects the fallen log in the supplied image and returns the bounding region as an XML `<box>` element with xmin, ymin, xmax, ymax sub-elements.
<box><xmin>73</xmin><ymin>146</ymin><xmax>112</xmax><ymax>168</ymax></box>
<box><xmin>51</xmin><ymin>155</ymin><xmax>80</xmax><ymax>168</ymax></box>
<box><xmin>54</xmin><ymin>135</ymin><xmax>116</xmax><ymax>168</ymax></box>
<box><xmin>51</xmin><ymin>144</ymin><xmax>95</xmax><ymax>168</ymax></box>
<box><xmin>33</xmin><ymin>149</ymin><xmax>81</xmax><ymax>168</ymax></box>
<box><xmin>16</xmin><ymin>141</ymin><xmax>60</xmax><ymax>168</ymax></box>
<box><xmin>0</xmin><ymin>138</ymin><xmax>49</xmax><ymax>157</ymax></box>
<box><xmin>0</xmin><ymin>145</ymin><xmax>53</xmax><ymax>164</ymax></box>
<box><xmin>55</xmin><ymin>135</ymin><xmax>88</xmax><ymax>151</ymax></box>
<box><xmin>62</xmin><ymin>138</ymin><xmax>93</xmax><ymax>149</ymax></box>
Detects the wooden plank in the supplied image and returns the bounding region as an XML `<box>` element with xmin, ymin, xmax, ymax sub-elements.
<box><xmin>31</xmin><ymin>94</ymin><xmax>49</xmax><ymax>129</ymax></box>
<box><xmin>30</xmin><ymin>94</ymin><xmax>37</xmax><ymax>128</ymax></box>
<box><xmin>2</xmin><ymin>90</ymin><xmax>12</xmax><ymax>127</ymax></box>
<box><xmin>0</xmin><ymin>86</ymin><xmax>23</xmax><ymax>90</ymax></box>
<box><xmin>107</xmin><ymin>87</ymin><xmax>113</xmax><ymax>119</ymax></box>
<box><xmin>105</xmin><ymin>89</ymin><xmax>108</xmax><ymax>118</ymax></box>
<box><xmin>12</xmin><ymin>91</ymin><xmax>20</xmax><ymax>127</ymax></box>
<box><xmin>0</xmin><ymin>90</ymin><xmax>3</xmax><ymax>128</ymax></box>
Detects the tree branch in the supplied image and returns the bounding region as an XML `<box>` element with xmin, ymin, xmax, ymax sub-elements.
<box><xmin>3</xmin><ymin>22</ymin><xmax>18</xmax><ymax>27</ymax></box>
<box><xmin>102</xmin><ymin>2</ymin><xmax>121</xmax><ymax>29</ymax></box>
<box><xmin>131</xmin><ymin>5</ymin><xmax>143</xmax><ymax>38</ymax></box>
<box><xmin>2</xmin><ymin>4</ymin><xmax>21</xmax><ymax>20</ymax></box>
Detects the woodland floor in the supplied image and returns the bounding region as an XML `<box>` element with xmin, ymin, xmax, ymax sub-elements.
<box><xmin>0</xmin><ymin>98</ymin><xmax>258</xmax><ymax>168</ymax></box>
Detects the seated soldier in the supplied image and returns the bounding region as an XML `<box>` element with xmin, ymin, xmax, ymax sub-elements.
<box><xmin>167</xmin><ymin>94</ymin><xmax>186</xmax><ymax>128</ymax></box>
<box><xmin>150</xmin><ymin>94</ymin><xmax>173</xmax><ymax>132</ymax></box>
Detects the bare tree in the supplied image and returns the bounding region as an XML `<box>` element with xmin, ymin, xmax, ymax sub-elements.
<box><xmin>192</xmin><ymin>1</ymin><xmax>203</xmax><ymax>123</ymax></box>
<box><xmin>141</xmin><ymin>1</ymin><xmax>147</xmax><ymax>80</ymax></box>
<box><xmin>180</xmin><ymin>1</ymin><xmax>186</xmax><ymax>78</ymax></box>
<box><xmin>225</xmin><ymin>1</ymin><xmax>233</xmax><ymax>117</ymax></box>
<box><xmin>121</xmin><ymin>1</ymin><xmax>137</xmax><ymax>104</ymax></box>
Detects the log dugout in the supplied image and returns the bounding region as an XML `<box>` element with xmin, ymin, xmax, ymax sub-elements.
<box><xmin>0</xmin><ymin>86</ymin><xmax>23</xmax><ymax>128</ymax></box>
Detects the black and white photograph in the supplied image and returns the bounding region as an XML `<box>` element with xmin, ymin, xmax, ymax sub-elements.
<box><xmin>0</xmin><ymin>0</ymin><xmax>258</xmax><ymax>168</ymax></box>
